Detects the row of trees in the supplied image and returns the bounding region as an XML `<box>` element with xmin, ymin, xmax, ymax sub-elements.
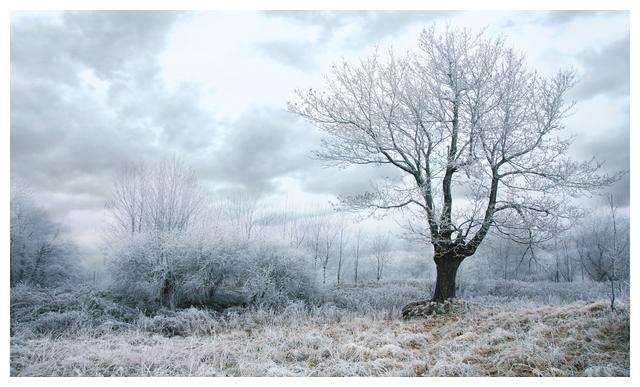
<box><xmin>547</xmin><ymin>199</ymin><xmax>629</xmax><ymax>288</ymax></box>
<box><xmin>458</xmin><ymin>196</ymin><xmax>629</xmax><ymax>295</ymax></box>
<box><xmin>105</xmin><ymin>157</ymin><xmax>206</xmax><ymax>237</ymax></box>
<box><xmin>10</xmin><ymin>155</ymin><xmax>628</xmax><ymax>312</ymax></box>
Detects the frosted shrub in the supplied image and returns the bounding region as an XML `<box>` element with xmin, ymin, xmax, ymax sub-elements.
<box><xmin>10</xmin><ymin>185</ymin><xmax>82</xmax><ymax>287</ymax></box>
<box><xmin>10</xmin><ymin>283</ymin><xmax>139</xmax><ymax>337</ymax></box>
<box><xmin>85</xmin><ymin>295</ymin><xmax>139</xmax><ymax>323</ymax></box>
<box><xmin>457</xmin><ymin>279</ymin><xmax>615</xmax><ymax>305</ymax></box>
<box><xmin>243</xmin><ymin>245</ymin><xmax>316</xmax><ymax>308</ymax></box>
<box><xmin>281</xmin><ymin>301</ymin><xmax>308</xmax><ymax>320</ymax></box>
<box><xmin>106</xmin><ymin>232</ymin><xmax>182</xmax><ymax>311</ymax></box>
<box><xmin>324</xmin><ymin>281</ymin><xmax>430</xmax><ymax>314</ymax></box>
<box><xmin>137</xmin><ymin>307</ymin><xmax>218</xmax><ymax>337</ymax></box>
<box><xmin>30</xmin><ymin>310</ymin><xmax>91</xmax><ymax>336</ymax></box>
<box><xmin>11</xmin><ymin>283</ymin><xmax>86</xmax><ymax>322</ymax></box>
<box><xmin>107</xmin><ymin>230</ymin><xmax>319</xmax><ymax>312</ymax></box>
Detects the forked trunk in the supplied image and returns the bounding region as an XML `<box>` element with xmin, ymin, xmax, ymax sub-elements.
<box><xmin>432</xmin><ymin>253</ymin><xmax>464</xmax><ymax>303</ymax></box>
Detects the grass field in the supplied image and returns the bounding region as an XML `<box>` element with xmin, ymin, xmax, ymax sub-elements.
<box><xmin>10</xmin><ymin>280</ymin><xmax>630</xmax><ymax>377</ymax></box>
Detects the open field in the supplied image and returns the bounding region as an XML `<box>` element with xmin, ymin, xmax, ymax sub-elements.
<box><xmin>10</xmin><ymin>281</ymin><xmax>630</xmax><ymax>377</ymax></box>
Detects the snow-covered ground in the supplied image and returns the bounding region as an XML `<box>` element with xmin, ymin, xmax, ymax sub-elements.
<box><xmin>10</xmin><ymin>280</ymin><xmax>629</xmax><ymax>376</ymax></box>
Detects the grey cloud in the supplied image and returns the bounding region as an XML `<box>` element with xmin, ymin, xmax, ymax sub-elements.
<box><xmin>353</xmin><ymin>11</ymin><xmax>455</xmax><ymax>46</ymax></box>
<box><xmin>10</xmin><ymin>11</ymin><xmax>217</xmax><ymax>226</ymax></box>
<box><xmin>303</xmin><ymin>167</ymin><xmax>401</xmax><ymax>196</ymax></box>
<box><xmin>198</xmin><ymin>107</ymin><xmax>405</xmax><ymax>197</ymax></box>
<box><xmin>10</xmin><ymin>78</ymin><xmax>160</xmax><ymax>203</ymax></box>
<box><xmin>196</xmin><ymin>109</ymin><xmax>320</xmax><ymax>193</ymax></box>
<box><xmin>300</xmin><ymin>164</ymin><xmax>403</xmax><ymax>197</ymax></box>
<box><xmin>153</xmin><ymin>84</ymin><xmax>218</xmax><ymax>151</ymax></box>
<box><xmin>499</xmin><ymin>11</ymin><xmax>625</xmax><ymax>32</ymax></box>
<box><xmin>572</xmin><ymin>36</ymin><xmax>629</xmax><ymax>100</ymax></box>
<box><xmin>574</xmin><ymin>123</ymin><xmax>630</xmax><ymax>206</ymax></box>
<box><xmin>11</xmin><ymin>11</ymin><xmax>181</xmax><ymax>86</ymax></box>
<box><xmin>265</xmin><ymin>11</ymin><xmax>453</xmax><ymax>46</ymax></box>
<box><xmin>538</xmin><ymin>10</ymin><xmax>623</xmax><ymax>26</ymax></box>
<box><xmin>60</xmin><ymin>11</ymin><xmax>181</xmax><ymax>80</ymax></box>
<box><xmin>257</xmin><ymin>41</ymin><xmax>318</xmax><ymax>71</ymax></box>
<box><xmin>259</xmin><ymin>11</ymin><xmax>454</xmax><ymax>70</ymax></box>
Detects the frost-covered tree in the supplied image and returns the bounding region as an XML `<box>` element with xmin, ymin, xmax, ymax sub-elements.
<box><xmin>106</xmin><ymin>157</ymin><xmax>205</xmax><ymax>237</ymax></box>
<box><xmin>105</xmin><ymin>157</ymin><xmax>206</xmax><ymax>308</ymax></box>
<box><xmin>371</xmin><ymin>234</ymin><xmax>391</xmax><ymax>282</ymax></box>
<box><xmin>104</xmin><ymin>160</ymin><xmax>320</xmax><ymax>310</ymax></box>
<box><xmin>321</xmin><ymin>224</ymin><xmax>338</xmax><ymax>284</ymax></box>
<box><xmin>212</xmin><ymin>192</ymin><xmax>261</xmax><ymax>241</ymax></box>
<box><xmin>573</xmin><ymin>197</ymin><xmax>629</xmax><ymax>310</ymax></box>
<box><xmin>10</xmin><ymin>182</ymin><xmax>79</xmax><ymax>287</ymax></box>
<box><xmin>289</xmin><ymin>26</ymin><xmax>617</xmax><ymax>302</ymax></box>
<box><xmin>575</xmin><ymin>199</ymin><xmax>629</xmax><ymax>284</ymax></box>
<box><xmin>335</xmin><ymin>214</ymin><xmax>348</xmax><ymax>285</ymax></box>
<box><xmin>353</xmin><ymin>229</ymin><xmax>365</xmax><ymax>284</ymax></box>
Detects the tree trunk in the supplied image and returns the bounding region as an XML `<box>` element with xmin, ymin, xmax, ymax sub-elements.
<box><xmin>354</xmin><ymin>258</ymin><xmax>359</xmax><ymax>284</ymax></box>
<box><xmin>431</xmin><ymin>254</ymin><xmax>463</xmax><ymax>303</ymax></box>
<box><xmin>161</xmin><ymin>274</ymin><xmax>176</xmax><ymax>310</ymax></box>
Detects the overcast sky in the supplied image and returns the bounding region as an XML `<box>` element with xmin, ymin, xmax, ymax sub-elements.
<box><xmin>10</xmin><ymin>10</ymin><xmax>629</xmax><ymax>251</ymax></box>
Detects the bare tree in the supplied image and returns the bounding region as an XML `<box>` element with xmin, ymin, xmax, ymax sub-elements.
<box><xmin>500</xmin><ymin>240</ymin><xmax>515</xmax><ymax>281</ymax></box>
<box><xmin>321</xmin><ymin>225</ymin><xmax>339</xmax><ymax>284</ymax></box>
<box><xmin>335</xmin><ymin>214</ymin><xmax>348</xmax><ymax>285</ymax></box>
<box><xmin>576</xmin><ymin>200</ymin><xmax>629</xmax><ymax>290</ymax></box>
<box><xmin>598</xmin><ymin>196</ymin><xmax>628</xmax><ymax>310</ymax></box>
<box><xmin>311</xmin><ymin>221</ymin><xmax>322</xmax><ymax>271</ymax></box>
<box><xmin>107</xmin><ymin>162</ymin><xmax>147</xmax><ymax>236</ymax></box>
<box><xmin>106</xmin><ymin>157</ymin><xmax>205</xmax><ymax>237</ymax></box>
<box><xmin>353</xmin><ymin>229</ymin><xmax>365</xmax><ymax>284</ymax></box>
<box><xmin>304</xmin><ymin>209</ymin><xmax>330</xmax><ymax>273</ymax></box>
<box><xmin>105</xmin><ymin>157</ymin><xmax>206</xmax><ymax>309</ymax></box>
<box><xmin>371</xmin><ymin>234</ymin><xmax>391</xmax><ymax>282</ymax></box>
<box><xmin>289</xmin><ymin>26</ymin><xmax>617</xmax><ymax>302</ymax></box>
<box><xmin>551</xmin><ymin>240</ymin><xmax>577</xmax><ymax>283</ymax></box>
<box><xmin>214</xmin><ymin>192</ymin><xmax>261</xmax><ymax>241</ymax></box>
<box><xmin>488</xmin><ymin>238</ymin><xmax>513</xmax><ymax>281</ymax></box>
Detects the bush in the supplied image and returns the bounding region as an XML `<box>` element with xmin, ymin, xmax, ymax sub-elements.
<box><xmin>10</xmin><ymin>185</ymin><xmax>83</xmax><ymax>287</ymax></box>
<box><xmin>457</xmin><ymin>279</ymin><xmax>615</xmax><ymax>305</ymax></box>
<box><xmin>30</xmin><ymin>310</ymin><xmax>91</xmax><ymax>336</ymax></box>
<box><xmin>322</xmin><ymin>281</ymin><xmax>430</xmax><ymax>314</ymax></box>
<box><xmin>137</xmin><ymin>307</ymin><xmax>219</xmax><ymax>337</ymax></box>
<box><xmin>106</xmin><ymin>231</ymin><xmax>318</xmax><ymax>312</ymax></box>
<box><xmin>243</xmin><ymin>245</ymin><xmax>317</xmax><ymax>308</ymax></box>
<box><xmin>10</xmin><ymin>283</ymin><xmax>139</xmax><ymax>337</ymax></box>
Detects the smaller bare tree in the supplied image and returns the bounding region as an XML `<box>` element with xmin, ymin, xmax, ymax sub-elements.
<box><xmin>353</xmin><ymin>229</ymin><xmax>365</xmax><ymax>284</ymax></box>
<box><xmin>106</xmin><ymin>157</ymin><xmax>206</xmax><ymax>238</ymax></box>
<box><xmin>214</xmin><ymin>192</ymin><xmax>261</xmax><ymax>241</ymax></box>
<box><xmin>574</xmin><ymin>196</ymin><xmax>629</xmax><ymax>310</ymax></box>
<box><xmin>335</xmin><ymin>214</ymin><xmax>349</xmax><ymax>285</ymax></box>
<box><xmin>371</xmin><ymin>234</ymin><xmax>391</xmax><ymax>282</ymax></box>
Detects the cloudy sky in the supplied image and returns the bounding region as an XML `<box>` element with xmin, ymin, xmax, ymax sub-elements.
<box><xmin>10</xmin><ymin>10</ymin><xmax>629</xmax><ymax>251</ymax></box>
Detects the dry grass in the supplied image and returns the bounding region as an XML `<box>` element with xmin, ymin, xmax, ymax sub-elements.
<box><xmin>10</xmin><ymin>299</ymin><xmax>629</xmax><ymax>377</ymax></box>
